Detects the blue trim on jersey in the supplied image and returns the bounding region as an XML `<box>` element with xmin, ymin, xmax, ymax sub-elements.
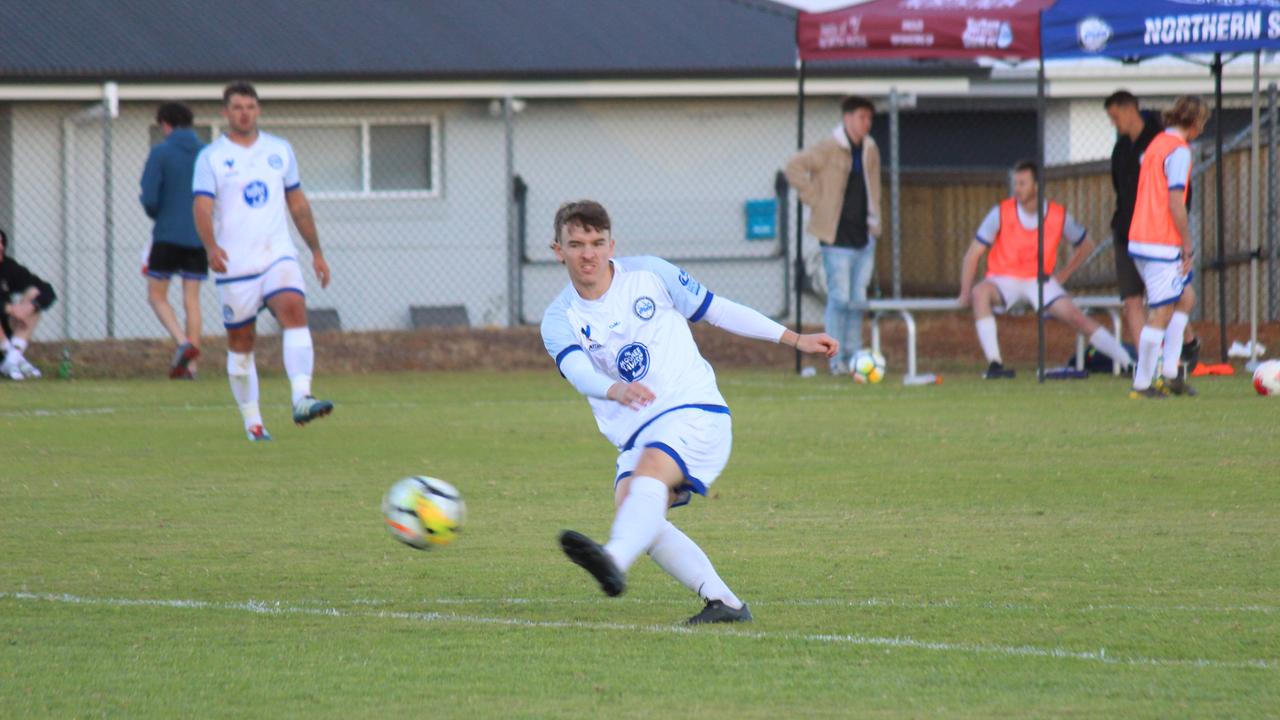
<box><xmin>1042</xmin><ymin>293</ymin><xmax>1065</xmax><ymax>311</ymax></box>
<box><xmin>1168</xmin><ymin>184</ymin><xmax>1186</xmax><ymax>191</ymax></box>
<box><xmin>688</xmin><ymin>291</ymin><xmax>715</xmax><ymax>323</ymax></box>
<box><xmin>614</xmin><ymin>470</ymin><xmax>633</xmax><ymax>488</ymax></box>
<box><xmin>645</xmin><ymin>442</ymin><xmax>708</xmax><ymax>497</ymax></box>
<box><xmin>1071</xmin><ymin>230</ymin><xmax>1088</xmax><ymax>247</ymax></box>
<box><xmin>976</xmin><ymin>235</ymin><xmax>992</xmax><ymax>246</ymax></box>
<box><xmin>262</xmin><ymin>287</ymin><xmax>304</xmax><ymax>304</ymax></box>
<box><xmin>193</xmin><ymin>190</ymin><xmax>216</xmax><ymax>199</ymax></box>
<box><xmin>215</xmin><ymin>256</ymin><xmax>298</xmax><ymax>285</ymax></box>
<box><xmin>555</xmin><ymin>345</ymin><xmax>583</xmax><ymax>370</ymax></box>
<box><xmin>285</xmin><ymin>182</ymin><xmax>301</xmax><ymax>192</ymax></box>
<box><xmin>1127</xmin><ymin>252</ymin><xmax>1181</xmax><ymax>262</ymax></box>
<box><xmin>620</xmin><ymin>403</ymin><xmax>730</xmax><ymax>452</ymax></box>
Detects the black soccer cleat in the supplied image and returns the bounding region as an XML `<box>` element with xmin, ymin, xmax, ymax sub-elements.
<box><xmin>559</xmin><ymin>530</ymin><xmax>625</xmax><ymax>597</ymax></box>
<box><xmin>686</xmin><ymin>600</ymin><xmax>753</xmax><ymax>625</ymax></box>
<box><xmin>983</xmin><ymin>361</ymin><xmax>1016</xmax><ymax>379</ymax></box>
<box><xmin>1165</xmin><ymin>376</ymin><xmax>1198</xmax><ymax>397</ymax></box>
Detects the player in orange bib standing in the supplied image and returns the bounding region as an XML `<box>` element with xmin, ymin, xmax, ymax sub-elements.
<box><xmin>958</xmin><ymin>160</ymin><xmax>1133</xmax><ymax>378</ymax></box>
<box><xmin>1127</xmin><ymin>95</ymin><xmax>1209</xmax><ymax>399</ymax></box>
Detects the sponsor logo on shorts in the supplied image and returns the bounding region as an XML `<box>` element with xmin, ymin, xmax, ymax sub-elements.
<box><xmin>222</xmin><ymin>304</ymin><xmax>234</xmax><ymax>322</ymax></box>
<box><xmin>633</xmin><ymin>296</ymin><xmax>656</xmax><ymax>320</ymax></box>
<box><xmin>616</xmin><ymin>342</ymin><xmax>650</xmax><ymax>382</ymax></box>
<box><xmin>243</xmin><ymin>181</ymin><xmax>269</xmax><ymax>208</ymax></box>
<box><xmin>268</xmin><ymin>154</ymin><xmax>283</xmax><ymax>170</ymax></box>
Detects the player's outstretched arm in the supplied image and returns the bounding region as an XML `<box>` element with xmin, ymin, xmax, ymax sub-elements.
<box><xmin>701</xmin><ymin>295</ymin><xmax>837</xmax><ymax>357</ymax></box>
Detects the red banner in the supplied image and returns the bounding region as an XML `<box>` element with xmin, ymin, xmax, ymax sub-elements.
<box><xmin>797</xmin><ymin>0</ymin><xmax>1054</xmax><ymax>62</ymax></box>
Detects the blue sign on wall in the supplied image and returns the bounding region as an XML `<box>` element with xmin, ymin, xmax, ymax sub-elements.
<box><xmin>745</xmin><ymin>199</ymin><xmax>777</xmax><ymax>240</ymax></box>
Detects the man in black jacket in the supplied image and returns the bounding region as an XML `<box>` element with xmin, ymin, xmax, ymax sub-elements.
<box><xmin>0</xmin><ymin>229</ymin><xmax>57</xmax><ymax>380</ymax></box>
<box><xmin>1106</xmin><ymin>91</ymin><xmax>1199</xmax><ymax>368</ymax></box>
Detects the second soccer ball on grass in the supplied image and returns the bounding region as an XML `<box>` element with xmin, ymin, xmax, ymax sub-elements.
<box><xmin>851</xmin><ymin>349</ymin><xmax>886</xmax><ymax>384</ymax></box>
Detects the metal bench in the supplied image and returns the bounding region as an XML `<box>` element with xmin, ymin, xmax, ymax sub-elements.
<box><xmin>864</xmin><ymin>295</ymin><xmax>1124</xmax><ymax>385</ymax></box>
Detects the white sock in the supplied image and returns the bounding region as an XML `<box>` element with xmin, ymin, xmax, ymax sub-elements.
<box><xmin>1089</xmin><ymin>327</ymin><xmax>1133</xmax><ymax>367</ymax></box>
<box><xmin>975</xmin><ymin>316</ymin><xmax>1001</xmax><ymax>364</ymax></box>
<box><xmin>10</xmin><ymin>337</ymin><xmax>28</xmax><ymax>353</ymax></box>
<box><xmin>227</xmin><ymin>351</ymin><xmax>262</xmax><ymax>429</ymax></box>
<box><xmin>1133</xmin><ymin>326</ymin><xmax>1164</xmax><ymax>390</ymax></box>
<box><xmin>604</xmin><ymin>476</ymin><xmax>668</xmax><ymax>573</ymax></box>
<box><xmin>282</xmin><ymin>327</ymin><xmax>314</xmax><ymax>406</ymax></box>
<box><xmin>1162</xmin><ymin>312</ymin><xmax>1189</xmax><ymax>378</ymax></box>
<box><xmin>648</xmin><ymin>521</ymin><xmax>742</xmax><ymax>609</ymax></box>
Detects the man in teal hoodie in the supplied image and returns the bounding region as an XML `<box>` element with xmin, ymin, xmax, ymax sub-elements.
<box><xmin>140</xmin><ymin>102</ymin><xmax>205</xmax><ymax>379</ymax></box>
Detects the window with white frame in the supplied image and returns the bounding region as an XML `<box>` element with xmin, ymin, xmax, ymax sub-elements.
<box><xmin>193</xmin><ymin>117</ymin><xmax>440</xmax><ymax>198</ymax></box>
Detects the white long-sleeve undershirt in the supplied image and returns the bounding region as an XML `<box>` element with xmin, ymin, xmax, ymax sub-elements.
<box><xmin>559</xmin><ymin>349</ymin><xmax>616</xmax><ymax>399</ymax></box>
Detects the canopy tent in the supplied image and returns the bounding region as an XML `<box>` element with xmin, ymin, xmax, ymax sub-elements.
<box><xmin>794</xmin><ymin>0</ymin><xmax>1278</xmax><ymax>379</ymax></box>
<box><xmin>794</xmin><ymin>0</ymin><xmax>1057</xmax><ymax>379</ymax></box>
<box><xmin>1041</xmin><ymin>0</ymin><xmax>1280</xmax><ymax>366</ymax></box>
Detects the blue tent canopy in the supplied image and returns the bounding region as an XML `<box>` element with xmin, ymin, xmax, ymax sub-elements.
<box><xmin>1042</xmin><ymin>0</ymin><xmax>1280</xmax><ymax>60</ymax></box>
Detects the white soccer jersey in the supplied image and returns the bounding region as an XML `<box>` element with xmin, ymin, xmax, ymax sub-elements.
<box><xmin>192</xmin><ymin>132</ymin><xmax>300</xmax><ymax>279</ymax></box>
<box><xmin>541</xmin><ymin>256</ymin><xmax>728</xmax><ymax>450</ymax></box>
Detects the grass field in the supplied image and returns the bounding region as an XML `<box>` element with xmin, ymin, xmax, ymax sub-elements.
<box><xmin>1</xmin><ymin>369</ymin><xmax>1277</xmax><ymax>718</ymax></box>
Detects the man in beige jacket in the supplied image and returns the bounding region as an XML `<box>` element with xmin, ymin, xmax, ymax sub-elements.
<box><xmin>785</xmin><ymin>95</ymin><xmax>883</xmax><ymax>375</ymax></box>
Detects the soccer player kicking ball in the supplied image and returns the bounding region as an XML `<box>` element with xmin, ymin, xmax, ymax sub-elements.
<box><xmin>193</xmin><ymin>82</ymin><xmax>334</xmax><ymax>441</ymax></box>
<box><xmin>541</xmin><ymin>201</ymin><xmax>837</xmax><ymax>624</ymax></box>
<box><xmin>1128</xmin><ymin>95</ymin><xmax>1208</xmax><ymax>399</ymax></box>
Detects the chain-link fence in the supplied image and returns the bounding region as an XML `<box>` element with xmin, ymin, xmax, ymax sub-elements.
<box><xmin>3</xmin><ymin>85</ymin><xmax>1276</xmax><ymax>350</ymax></box>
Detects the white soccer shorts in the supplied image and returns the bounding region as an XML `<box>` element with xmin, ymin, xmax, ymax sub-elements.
<box><xmin>983</xmin><ymin>274</ymin><xmax>1067</xmax><ymax>312</ymax></box>
<box><xmin>614</xmin><ymin>406</ymin><xmax>732</xmax><ymax>508</ymax></box>
<box><xmin>216</xmin><ymin>256</ymin><xmax>305</xmax><ymax>328</ymax></box>
<box><xmin>1134</xmin><ymin>258</ymin><xmax>1193</xmax><ymax>308</ymax></box>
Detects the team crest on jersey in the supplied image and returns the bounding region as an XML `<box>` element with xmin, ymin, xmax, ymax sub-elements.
<box><xmin>222</xmin><ymin>304</ymin><xmax>234</xmax><ymax>322</ymax></box>
<box><xmin>633</xmin><ymin>296</ymin><xmax>655</xmax><ymax>320</ymax></box>
<box><xmin>616</xmin><ymin>342</ymin><xmax>650</xmax><ymax>382</ymax></box>
<box><xmin>268</xmin><ymin>154</ymin><xmax>283</xmax><ymax>170</ymax></box>
<box><xmin>243</xmin><ymin>181</ymin><xmax>269</xmax><ymax>208</ymax></box>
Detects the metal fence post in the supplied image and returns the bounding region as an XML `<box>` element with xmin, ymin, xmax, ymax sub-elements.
<box><xmin>503</xmin><ymin>96</ymin><xmax>518</xmax><ymax>327</ymax></box>
<box><xmin>889</xmin><ymin>86</ymin><xmax>901</xmax><ymax>299</ymax></box>
<box><xmin>102</xmin><ymin>81</ymin><xmax>118</xmax><ymax>338</ymax></box>
<box><xmin>1269</xmin><ymin>82</ymin><xmax>1278</xmax><ymax>321</ymax></box>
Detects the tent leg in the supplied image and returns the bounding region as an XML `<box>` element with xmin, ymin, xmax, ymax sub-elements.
<box><xmin>1036</xmin><ymin>58</ymin><xmax>1047</xmax><ymax>382</ymax></box>
<box><xmin>1215</xmin><ymin>53</ymin><xmax>1228</xmax><ymax>362</ymax></box>
<box><xmin>794</xmin><ymin>58</ymin><xmax>806</xmax><ymax>375</ymax></box>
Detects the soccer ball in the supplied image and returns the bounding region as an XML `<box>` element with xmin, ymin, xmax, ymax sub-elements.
<box><xmin>1252</xmin><ymin>360</ymin><xmax>1280</xmax><ymax>396</ymax></box>
<box><xmin>382</xmin><ymin>476</ymin><xmax>466</xmax><ymax>549</ymax></box>
<box><xmin>851</xmin><ymin>349</ymin><xmax>887</xmax><ymax>384</ymax></box>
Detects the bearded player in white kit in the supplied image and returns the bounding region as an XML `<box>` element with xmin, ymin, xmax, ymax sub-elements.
<box><xmin>542</xmin><ymin>201</ymin><xmax>837</xmax><ymax>624</ymax></box>
<box><xmin>194</xmin><ymin>82</ymin><xmax>333</xmax><ymax>441</ymax></box>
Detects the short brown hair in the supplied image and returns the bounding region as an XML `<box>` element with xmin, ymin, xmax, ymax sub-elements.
<box><xmin>1104</xmin><ymin>90</ymin><xmax>1139</xmax><ymax>110</ymax></box>
<box><xmin>222</xmin><ymin>81</ymin><xmax>259</xmax><ymax>105</ymax></box>
<box><xmin>1163</xmin><ymin>95</ymin><xmax>1210</xmax><ymax>130</ymax></box>
<box><xmin>553</xmin><ymin>200</ymin><xmax>611</xmax><ymax>244</ymax></box>
<box><xmin>1013</xmin><ymin>158</ymin><xmax>1038</xmax><ymax>182</ymax></box>
<box><xmin>841</xmin><ymin>95</ymin><xmax>874</xmax><ymax>116</ymax></box>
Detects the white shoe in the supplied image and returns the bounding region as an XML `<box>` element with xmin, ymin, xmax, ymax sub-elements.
<box><xmin>1</xmin><ymin>359</ymin><xmax>24</xmax><ymax>380</ymax></box>
<box><xmin>18</xmin><ymin>359</ymin><xmax>41</xmax><ymax>378</ymax></box>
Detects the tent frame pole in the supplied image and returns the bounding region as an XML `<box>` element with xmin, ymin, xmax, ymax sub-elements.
<box><xmin>794</xmin><ymin>57</ymin><xmax>806</xmax><ymax>375</ymax></box>
<box><xmin>1036</xmin><ymin>57</ymin><xmax>1047</xmax><ymax>382</ymax></box>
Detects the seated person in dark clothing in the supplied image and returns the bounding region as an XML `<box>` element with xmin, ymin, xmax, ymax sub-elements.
<box><xmin>0</xmin><ymin>229</ymin><xmax>57</xmax><ymax>380</ymax></box>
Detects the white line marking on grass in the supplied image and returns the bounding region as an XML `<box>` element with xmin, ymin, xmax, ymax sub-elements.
<box><xmin>4</xmin><ymin>591</ymin><xmax>1273</xmax><ymax>672</ymax></box>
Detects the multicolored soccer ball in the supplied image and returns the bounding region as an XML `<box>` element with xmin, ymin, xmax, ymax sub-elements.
<box><xmin>1252</xmin><ymin>360</ymin><xmax>1280</xmax><ymax>396</ymax></box>
<box><xmin>382</xmin><ymin>476</ymin><xmax>466</xmax><ymax>549</ymax></box>
<box><xmin>851</xmin><ymin>350</ymin><xmax>887</xmax><ymax>384</ymax></box>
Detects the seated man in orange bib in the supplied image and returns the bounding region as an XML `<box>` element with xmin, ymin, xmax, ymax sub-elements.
<box><xmin>958</xmin><ymin>160</ymin><xmax>1133</xmax><ymax>379</ymax></box>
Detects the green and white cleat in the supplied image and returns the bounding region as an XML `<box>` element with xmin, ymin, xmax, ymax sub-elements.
<box><xmin>292</xmin><ymin>396</ymin><xmax>334</xmax><ymax>426</ymax></box>
<box><xmin>246</xmin><ymin>424</ymin><xmax>272</xmax><ymax>442</ymax></box>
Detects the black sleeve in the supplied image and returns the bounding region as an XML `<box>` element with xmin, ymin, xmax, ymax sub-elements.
<box><xmin>10</xmin><ymin>261</ymin><xmax>56</xmax><ymax>310</ymax></box>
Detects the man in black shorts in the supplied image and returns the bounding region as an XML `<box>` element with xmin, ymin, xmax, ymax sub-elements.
<box><xmin>140</xmin><ymin>102</ymin><xmax>206</xmax><ymax>378</ymax></box>
<box><xmin>1106</xmin><ymin>90</ymin><xmax>1200</xmax><ymax>368</ymax></box>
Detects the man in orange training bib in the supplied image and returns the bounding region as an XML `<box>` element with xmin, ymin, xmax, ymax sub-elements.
<box><xmin>958</xmin><ymin>160</ymin><xmax>1133</xmax><ymax>379</ymax></box>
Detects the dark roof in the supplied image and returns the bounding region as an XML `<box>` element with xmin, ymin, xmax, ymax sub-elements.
<box><xmin>0</xmin><ymin>0</ymin><xmax>975</xmax><ymax>81</ymax></box>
